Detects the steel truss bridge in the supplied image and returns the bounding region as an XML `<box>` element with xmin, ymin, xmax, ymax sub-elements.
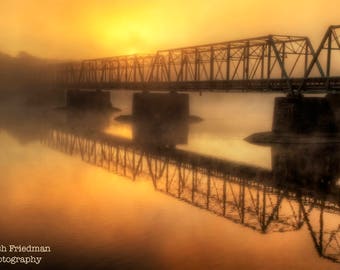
<box><xmin>53</xmin><ymin>25</ymin><xmax>340</xmax><ymax>93</ymax></box>
<box><xmin>41</xmin><ymin>127</ymin><xmax>340</xmax><ymax>263</ymax></box>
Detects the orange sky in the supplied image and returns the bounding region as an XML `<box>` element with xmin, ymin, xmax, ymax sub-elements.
<box><xmin>0</xmin><ymin>0</ymin><xmax>338</xmax><ymax>60</ymax></box>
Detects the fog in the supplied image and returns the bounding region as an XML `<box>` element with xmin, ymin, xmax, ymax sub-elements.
<box><xmin>0</xmin><ymin>51</ymin><xmax>63</xmax><ymax>105</ymax></box>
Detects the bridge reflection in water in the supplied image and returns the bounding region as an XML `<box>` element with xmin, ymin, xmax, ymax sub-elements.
<box><xmin>40</xmin><ymin>118</ymin><xmax>340</xmax><ymax>263</ymax></box>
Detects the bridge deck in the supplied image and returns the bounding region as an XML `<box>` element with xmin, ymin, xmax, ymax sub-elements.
<box><xmin>58</xmin><ymin>77</ymin><xmax>340</xmax><ymax>92</ymax></box>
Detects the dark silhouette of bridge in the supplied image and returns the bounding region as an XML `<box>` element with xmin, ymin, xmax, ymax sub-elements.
<box><xmin>40</xmin><ymin>123</ymin><xmax>340</xmax><ymax>263</ymax></box>
<box><xmin>53</xmin><ymin>25</ymin><xmax>340</xmax><ymax>93</ymax></box>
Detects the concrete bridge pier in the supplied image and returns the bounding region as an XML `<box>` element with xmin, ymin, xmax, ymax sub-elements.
<box><xmin>66</xmin><ymin>89</ymin><xmax>112</xmax><ymax>109</ymax></box>
<box><xmin>326</xmin><ymin>93</ymin><xmax>340</xmax><ymax>130</ymax></box>
<box><xmin>272</xmin><ymin>96</ymin><xmax>338</xmax><ymax>134</ymax></box>
<box><xmin>132</xmin><ymin>91</ymin><xmax>189</xmax><ymax>147</ymax></box>
<box><xmin>246</xmin><ymin>94</ymin><xmax>340</xmax><ymax>144</ymax></box>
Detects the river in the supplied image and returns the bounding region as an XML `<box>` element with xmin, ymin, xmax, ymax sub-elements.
<box><xmin>0</xmin><ymin>91</ymin><xmax>338</xmax><ymax>269</ymax></box>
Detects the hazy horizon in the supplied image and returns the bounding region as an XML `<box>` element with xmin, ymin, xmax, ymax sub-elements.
<box><xmin>0</xmin><ymin>0</ymin><xmax>339</xmax><ymax>60</ymax></box>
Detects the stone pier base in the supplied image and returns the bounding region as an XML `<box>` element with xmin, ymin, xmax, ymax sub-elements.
<box><xmin>326</xmin><ymin>93</ymin><xmax>340</xmax><ymax>130</ymax></box>
<box><xmin>272</xmin><ymin>97</ymin><xmax>337</xmax><ymax>134</ymax></box>
<box><xmin>246</xmin><ymin>96</ymin><xmax>340</xmax><ymax>144</ymax></box>
<box><xmin>132</xmin><ymin>92</ymin><xmax>189</xmax><ymax>146</ymax></box>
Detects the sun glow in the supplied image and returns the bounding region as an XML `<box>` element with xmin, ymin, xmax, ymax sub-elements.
<box><xmin>98</xmin><ymin>20</ymin><xmax>162</xmax><ymax>56</ymax></box>
<box><xmin>0</xmin><ymin>0</ymin><xmax>339</xmax><ymax>59</ymax></box>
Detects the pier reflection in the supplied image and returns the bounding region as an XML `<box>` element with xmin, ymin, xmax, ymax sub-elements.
<box><xmin>132</xmin><ymin>117</ymin><xmax>188</xmax><ymax>147</ymax></box>
<box><xmin>39</xmin><ymin>119</ymin><xmax>340</xmax><ymax>263</ymax></box>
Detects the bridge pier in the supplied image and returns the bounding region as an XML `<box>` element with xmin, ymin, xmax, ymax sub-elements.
<box><xmin>66</xmin><ymin>89</ymin><xmax>113</xmax><ymax>110</ymax></box>
<box><xmin>132</xmin><ymin>91</ymin><xmax>189</xmax><ymax>147</ymax></box>
<box><xmin>246</xmin><ymin>95</ymin><xmax>340</xmax><ymax>144</ymax></box>
<box><xmin>326</xmin><ymin>93</ymin><xmax>340</xmax><ymax>129</ymax></box>
<box><xmin>272</xmin><ymin>96</ymin><xmax>338</xmax><ymax>134</ymax></box>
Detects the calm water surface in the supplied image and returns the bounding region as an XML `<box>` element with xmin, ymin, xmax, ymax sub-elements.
<box><xmin>0</xmin><ymin>92</ymin><xmax>339</xmax><ymax>269</ymax></box>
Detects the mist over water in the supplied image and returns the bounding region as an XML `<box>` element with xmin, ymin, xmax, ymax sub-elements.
<box><xmin>0</xmin><ymin>90</ymin><xmax>339</xmax><ymax>269</ymax></box>
<box><xmin>1</xmin><ymin>0</ymin><xmax>340</xmax><ymax>266</ymax></box>
<box><xmin>108</xmin><ymin>91</ymin><xmax>279</xmax><ymax>168</ymax></box>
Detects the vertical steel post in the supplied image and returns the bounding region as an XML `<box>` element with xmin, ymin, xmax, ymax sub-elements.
<box><xmin>195</xmin><ymin>48</ymin><xmax>199</xmax><ymax>81</ymax></box>
<box><xmin>326</xmin><ymin>34</ymin><xmax>332</xmax><ymax>89</ymax></box>
<box><xmin>226</xmin><ymin>44</ymin><xmax>231</xmax><ymax>81</ymax></box>
<box><xmin>281</xmin><ymin>42</ymin><xmax>286</xmax><ymax>78</ymax></box>
<box><xmin>261</xmin><ymin>44</ymin><xmax>265</xmax><ymax>80</ymax></box>
<box><xmin>326</xmin><ymin>34</ymin><xmax>332</xmax><ymax>77</ymax></box>
<box><xmin>267</xmin><ymin>43</ymin><xmax>272</xmax><ymax>79</ymax></box>
<box><xmin>304</xmin><ymin>43</ymin><xmax>309</xmax><ymax>75</ymax></box>
<box><xmin>210</xmin><ymin>46</ymin><xmax>214</xmax><ymax>81</ymax></box>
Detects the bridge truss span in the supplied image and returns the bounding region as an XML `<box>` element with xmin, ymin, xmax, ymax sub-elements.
<box><xmin>55</xmin><ymin>35</ymin><xmax>326</xmax><ymax>92</ymax></box>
